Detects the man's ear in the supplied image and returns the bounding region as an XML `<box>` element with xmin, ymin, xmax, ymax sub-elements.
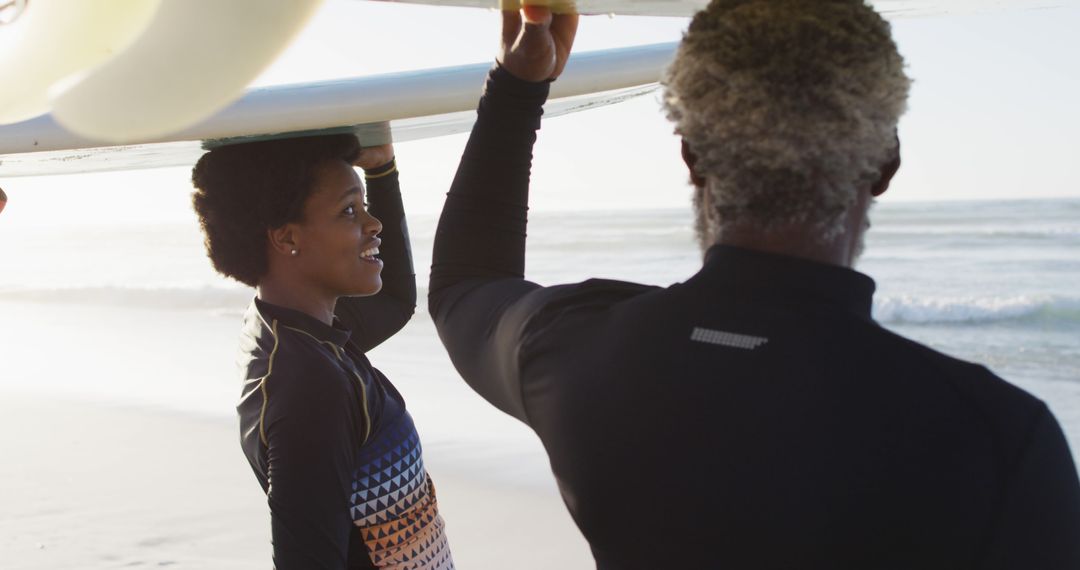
<box><xmin>267</xmin><ymin>224</ymin><xmax>300</xmax><ymax>257</ymax></box>
<box><xmin>872</xmin><ymin>137</ymin><xmax>902</xmax><ymax>197</ymax></box>
<box><xmin>681</xmin><ymin>139</ymin><xmax>706</xmax><ymax>188</ymax></box>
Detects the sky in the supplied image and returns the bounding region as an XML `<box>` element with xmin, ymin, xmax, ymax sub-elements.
<box><xmin>0</xmin><ymin>0</ymin><xmax>1078</xmax><ymax>229</ymax></box>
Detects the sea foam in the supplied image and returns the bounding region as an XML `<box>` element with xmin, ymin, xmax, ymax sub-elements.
<box><xmin>873</xmin><ymin>294</ymin><xmax>1080</xmax><ymax>325</ymax></box>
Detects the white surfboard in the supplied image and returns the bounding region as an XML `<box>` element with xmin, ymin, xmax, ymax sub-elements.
<box><xmin>0</xmin><ymin>0</ymin><xmax>161</xmax><ymax>125</ymax></box>
<box><xmin>50</xmin><ymin>0</ymin><xmax>325</xmax><ymax>143</ymax></box>
<box><xmin>0</xmin><ymin>0</ymin><xmax>1063</xmax><ymax>177</ymax></box>
<box><xmin>0</xmin><ymin>42</ymin><xmax>674</xmax><ymax>176</ymax></box>
<box><xmin>378</xmin><ymin>0</ymin><xmax>1066</xmax><ymax>18</ymax></box>
<box><xmin>0</xmin><ymin>0</ymin><xmax>325</xmax><ymax>143</ymax></box>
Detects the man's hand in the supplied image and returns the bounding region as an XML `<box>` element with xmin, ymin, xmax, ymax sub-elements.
<box><xmin>498</xmin><ymin>5</ymin><xmax>579</xmax><ymax>83</ymax></box>
<box><xmin>355</xmin><ymin>144</ymin><xmax>395</xmax><ymax>171</ymax></box>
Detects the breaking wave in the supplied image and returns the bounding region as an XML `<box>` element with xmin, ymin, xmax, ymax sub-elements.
<box><xmin>874</xmin><ymin>295</ymin><xmax>1080</xmax><ymax>325</ymax></box>
<box><xmin>3</xmin><ymin>287</ymin><xmax>1078</xmax><ymax>327</ymax></box>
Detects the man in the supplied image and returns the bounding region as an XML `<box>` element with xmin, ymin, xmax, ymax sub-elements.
<box><xmin>429</xmin><ymin>1</ymin><xmax>1080</xmax><ymax>567</ymax></box>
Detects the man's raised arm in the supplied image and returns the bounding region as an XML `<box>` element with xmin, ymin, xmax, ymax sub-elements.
<box><xmin>428</xmin><ymin>8</ymin><xmax>578</xmax><ymax>422</ymax></box>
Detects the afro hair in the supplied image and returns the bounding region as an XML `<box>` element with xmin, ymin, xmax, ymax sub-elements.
<box><xmin>191</xmin><ymin>134</ymin><xmax>361</xmax><ymax>287</ymax></box>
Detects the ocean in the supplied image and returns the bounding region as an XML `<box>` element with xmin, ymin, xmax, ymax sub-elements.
<box><xmin>1</xmin><ymin>198</ymin><xmax>1078</xmax><ymax>484</ymax></box>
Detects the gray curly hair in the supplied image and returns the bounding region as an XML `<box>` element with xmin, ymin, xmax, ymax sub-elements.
<box><xmin>663</xmin><ymin>0</ymin><xmax>911</xmax><ymax>245</ymax></box>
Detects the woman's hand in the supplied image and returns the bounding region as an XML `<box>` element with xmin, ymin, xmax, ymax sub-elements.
<box><xmin>355</xmin><ymin>144</ymin><xmax>395</xmax><ymax>171</ymax></box>
<box><xmin>498</xmin><ymin>5</ymin><xmax>579</xmax><ymax>83</ymax></box>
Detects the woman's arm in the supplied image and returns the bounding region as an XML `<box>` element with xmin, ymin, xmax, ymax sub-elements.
<box><xmin>262</xmin><ymin>358</ymin><xmax>367</xmax><ymax>569</ymax></box>
<box><xmin>335</xmin><ymin>144</ymin><xmax>418</xmax><ymax>353</ymax></box>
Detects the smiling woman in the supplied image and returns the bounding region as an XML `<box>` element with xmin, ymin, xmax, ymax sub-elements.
<box><xmin>260</xmin><ymin>157</ymin><xmax>387</xmax><ymax>311</ymax></box>
<box><xmin>191</xmin><ymin>135</ymin><xmax>455</xmax><ymax>569</ymax></box>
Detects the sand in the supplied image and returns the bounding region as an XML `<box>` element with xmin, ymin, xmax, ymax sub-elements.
<box><xmin>0</xmin><ymin>393</ymin><xmax>594</xmax><ymax>569</ymax></box>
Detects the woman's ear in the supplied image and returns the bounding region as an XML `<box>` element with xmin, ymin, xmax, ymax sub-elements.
<box><xmin>267</xmin><ymin>224</ymin><xmax>300</xmax><ymax>257</ymax></box>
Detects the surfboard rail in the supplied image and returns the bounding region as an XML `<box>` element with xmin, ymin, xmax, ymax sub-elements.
<box><xmin>0</xmin><ymin>42</ymin><xmax>675</xmax><ymax>176</ymax></box>
<box><xmin>375</xmin><ymin>0</ymin><xmax>1068</xmax><ymax>18</ymax></box>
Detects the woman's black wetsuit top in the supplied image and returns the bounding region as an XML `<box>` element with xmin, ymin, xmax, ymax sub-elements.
<box><xmin>427</xmin><ymin>65</ymin><xmax>1080</xmax><ymax>569</ymax></box>
<box><xmin>238</xmin><ymin>161</ymin><xmax>454</xmax><ymax>570</ymax></box>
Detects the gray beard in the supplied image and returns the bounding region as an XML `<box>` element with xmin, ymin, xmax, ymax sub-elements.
<box><xmin>851</xmin><ymin>200</ymin><xmax>875</xmax><ymax>266</ymax></box>
<box><xmin>850</xmin><ymin>228</ymin><xmax>867</xmax><ymax>266</ymax></box>
<box><xmin>692</xmin><ymin>184</ymin><xmax>713</xmax><ymax>255</ymax></box>
<box><xmin>691</xmin><ymin>184</ymin><xmax>874</xmax><ymax>266</ymax></box>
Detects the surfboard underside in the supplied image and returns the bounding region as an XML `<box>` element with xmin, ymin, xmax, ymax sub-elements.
<box><xmin>0</xmin><ymin>43</ymin><xmax>674</xmax><ymax>177</ymax></box>
<box><xmin>1</xmin><ymin>0</ymin><xmax>1065</xmax><ymax>177</ymax></box>
<box><xmin>0</xmin><ymin>85</ymin><xmax>656</xmax><ymax>177</ymax></box>
<box><xmin>376</xmin><ymin>0</ymin><xmax>1068</xmax><ymax>18</ymax></box>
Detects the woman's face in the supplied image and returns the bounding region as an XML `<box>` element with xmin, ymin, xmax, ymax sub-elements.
<box><xmin>291</xmin><ymin>159</ymin><xmax>384</xmax><ymax>297</ymax></box>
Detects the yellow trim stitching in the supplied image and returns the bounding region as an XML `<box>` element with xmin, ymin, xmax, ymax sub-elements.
<box><xmin>282</xmin><ymin>325</ymin><xmax>339</xmax><ymax>351</ymax></box>
<box><xmin>352</xmin><ymin>368</ymin><xmax>372</xmax><ymax>445</ymax></box>
<box><xmin>258</xmin><ymin>319</ymin><xmax>282</xmax><ymax>447</ymax></box>
<box><xmin>280</xmin><ymin>325</ymin><xmax>372</xmax><ymax>445</ymax></box>
<box><xmin>363</xmin><ymin>163</ymin><xmax>397</xmax><ymax>180</ymax></box>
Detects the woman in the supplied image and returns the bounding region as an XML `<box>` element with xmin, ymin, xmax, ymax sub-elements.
<box><xmin>192</xmin><ymin>134</ymin><xmax>454</xmax><ymax>569</ymax></box>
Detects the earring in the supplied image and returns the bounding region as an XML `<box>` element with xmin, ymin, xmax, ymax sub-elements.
<box><xmin>290</xmin><ymin>249</ymin><xmax>298</xmax><ymax>256</ymax></box>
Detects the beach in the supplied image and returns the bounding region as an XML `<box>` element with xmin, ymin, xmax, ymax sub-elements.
<box><xmin>1</xmin><ymin>200</ymin><xmax>1078</xmax><ymax>568</ymax></box>
<box><xmin>0</xmin><ymin>301</ymin><xmax>594</xmax><ymax>569</ymax></box>
<box><xmin>0</xmin><ymin>393</ymin><xmax>594</xmax><ymax>569</ymax></box>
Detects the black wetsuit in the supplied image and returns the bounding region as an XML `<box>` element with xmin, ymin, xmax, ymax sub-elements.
<box><xmin>428</xmin><ymin>66</ymin><xmax>1080</xmax><ymax>569</ymax></box>
<box><xmin>239</xmin><ymin>161</ymin><xmax>454</xmax><ymax>570</ymax></box>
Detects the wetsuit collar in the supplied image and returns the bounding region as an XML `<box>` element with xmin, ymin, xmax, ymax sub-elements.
<box><xmin>702</xmin><ymin>245</ymin><xmax>876</xmax><ymax>319</ymax></box>
<box><xmin>253</xmin><ymin>297</ymin><xmax>352</xmax><ymax>347</ymax></box>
